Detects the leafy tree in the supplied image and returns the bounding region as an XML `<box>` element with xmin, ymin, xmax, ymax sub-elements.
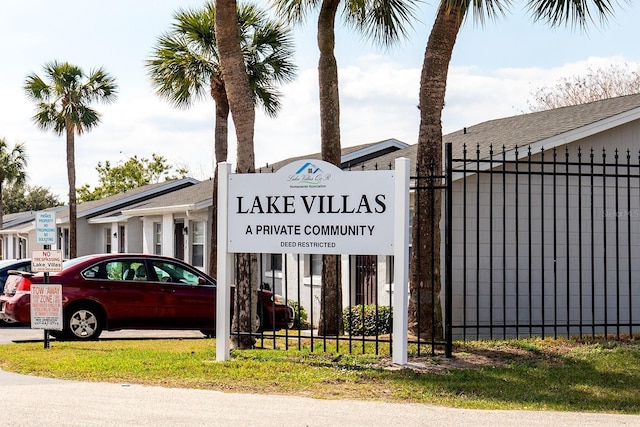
<box><xmin>24</xmin><ymin>61</ymin><xmax>117</xmax><ymax>258</ymax></box>
<box><xmin>528</xmin><ymin>64</ymin><xmax>640</xmax><ymax>112</ymax></box>
<box><xmin>0</xmin><ymin>138</ymin><xmax>28</xmax><ymax>236</ymax></box>
<box><xmin>3</xmin><ymin>183</ymin><xmax>61</xmax><ymax>214</ymax></box>
<box><xmin>273</xmin><ymin>0</ymin><xmax>420</xmax><ymax>336</ymax></box>
<box><xmin>147</xmin><ymin>1</ymin><xmax>296</xmax><ymax>279</ymax></box>
<box><xmin>412</xmin><ymin>0</ymin><xmax>622</xmax><ymax>340</ymax></box>
<box><xmin>77</xmin><ymin>154</ymin><xmax>188</xmax><ymax>202</ymax></box>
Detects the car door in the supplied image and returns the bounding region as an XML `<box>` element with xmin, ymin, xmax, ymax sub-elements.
<box><xmin>150</xmin><ymin>259</ymin><xmax>216</xmax><ymax>329</ymax></box>
<box><xmin>81</xmin><ymin>259</ymin><xmax>160</xmax><ymax>328</ymax></box>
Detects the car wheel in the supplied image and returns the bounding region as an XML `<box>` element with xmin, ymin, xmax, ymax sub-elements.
<box><xmin>255</xmin><ymin>308</ymin><xmax>264</xmax><ymax>333</ymax></box>
<box><xmin>65</xmin><ymin>306</ymin><xmax>103</xmax><ymax>340</ymax></box>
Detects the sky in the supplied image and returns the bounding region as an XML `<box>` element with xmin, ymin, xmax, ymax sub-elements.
<box><xmin>1</xmin><ymin>0</ymin><xmax>640</xmax><ymax>199</ymax></box>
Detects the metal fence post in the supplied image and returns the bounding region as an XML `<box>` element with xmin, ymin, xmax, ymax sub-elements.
<box><xmin>445</xmin><ymin>143</ymin><xmax>453</xmax><ymax>358</ymax></box>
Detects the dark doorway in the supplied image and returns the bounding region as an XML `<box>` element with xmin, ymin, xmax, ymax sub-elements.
<box><xmin>174</xmin><ymin>222</ymin><xmax>185</xmax><ymax>260</ymax></box>
<box><xmin>355</xmin><ymin>255</ymin><xmax>377</xmax><ymax>305</ymax></box>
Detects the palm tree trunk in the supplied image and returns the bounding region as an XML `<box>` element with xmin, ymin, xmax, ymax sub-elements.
<box><xmin>409</xmin><ymin>3</ymin><xmax>462</xmax><ymax>340</ymax></box>
<box><xmin>215</xmin><ymin>0</ymin><xmax>258</xmax><ymax>349</ymax></box>
<box><xmin>316</xmin><ymin>0</ymin><xmax>344</xmax><ymax>336</ymax></box>
<box><xmin>66</xmin><ymin>123</ymin><xmax>77</xmax><ymax>258</ymax></box>
<box><xmin>317</xmin><ymin>0</ymin><xmax>341</xmax><ymax>164</ymax></box>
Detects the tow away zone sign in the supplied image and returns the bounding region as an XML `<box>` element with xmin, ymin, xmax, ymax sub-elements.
<box><xmin>30</xmin><ymin>284</ymin><xmax>63</xmax><ymax>330</ymax></box>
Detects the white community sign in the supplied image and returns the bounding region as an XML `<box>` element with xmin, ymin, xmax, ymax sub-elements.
<box><xmin>216</xmin><ymin>158</ymin><xmax>410</xmax><ymax>365</ymax></box>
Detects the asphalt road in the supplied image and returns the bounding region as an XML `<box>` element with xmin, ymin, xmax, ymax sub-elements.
<box><xmin>1</xmin><ymin>326</ymin><xmax>639</xmax><ymax>427</ymax></box>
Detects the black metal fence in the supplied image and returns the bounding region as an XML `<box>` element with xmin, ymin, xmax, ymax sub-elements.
<box><xmin>449</xmin><ymin>142</ymin><xmax>640</xmax><ymax>340</ymax></box>
<box><xmin>243</xmin><ymin>163</ymin><xmax>441</xmax><ymax>357</ymax></box>
<box><xmin>240</xmin><ymin>140</ymin><xmax>640</xmax><ymax>358</ymax></box>
<box><xmin>236</xmin><ymin>253</ymin><xmax>396</xmax><ymax>355</ymax></box>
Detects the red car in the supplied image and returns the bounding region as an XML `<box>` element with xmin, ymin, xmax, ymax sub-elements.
<box><xmin>0</xmin><ymin>253</ymin><xmax>294</xmax><ymax>340</ymax></box>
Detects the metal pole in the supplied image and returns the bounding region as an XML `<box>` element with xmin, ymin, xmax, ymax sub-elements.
<box><xmin>445</xmin><ymin>143</ymin><xmax>453</xmax><ymax>358</ymax></box>
<box><xmin>43</xmin><ymin>244</ymin><xmax>50</xmax><ymax>349</ymax></box>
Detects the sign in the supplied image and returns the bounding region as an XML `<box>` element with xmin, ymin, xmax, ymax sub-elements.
<box><xmin>35</xmin><ymin>211</ymin><xmax>57</xmax><ymax>245</ymax></box>
<box><xmin>30</xmin><ymin>284</ymin><xmax>63</xmax><ymax>330</ymax></box>
<box><xmin>31</xmin><ymin>250</ymin><xmax>64</xmax><ymax>272</ymax></box>
<box><xmin>227</xmin><ymin>159</ymin><xmax>395</xmax><ymax>255</ymax></box>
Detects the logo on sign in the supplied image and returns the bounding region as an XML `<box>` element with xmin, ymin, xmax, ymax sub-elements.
<box><xmin>287</xmin><ymin>162</ymin><xmax>331</xmax><ymax>187</ymax></box>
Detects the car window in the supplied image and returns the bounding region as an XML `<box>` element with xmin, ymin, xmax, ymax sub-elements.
<box><xmin>16</xmin><ymin>264</ymin><xmax>31</xmax><ymax>273</ymax></box>
<box><xmin>119</xmin><ymin>261</ymin><xmax>147</xmax><ymax>281</ymax></box>
<box><xmin>150</xmin><ymin>260</ymin><xmax>200</xmax><ymax>285</ymax></box>
<box><xmin>82</xmin><ymin>260</ymin><xmax>148</xmax><ymax>281</ymax></box>
<box><xmin>82</xmin><ymin>264</ymin><xmax>103</xmax><ymax>279</ymax></box>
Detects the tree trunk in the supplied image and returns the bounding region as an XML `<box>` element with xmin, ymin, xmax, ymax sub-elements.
<box><xmin>409</xmin><ymin>4</ymin><xmax>462</xmax><ymax>340</ymax></box>
<box><xmin>66</xmin><ymin>122</ymin><xmax>77</xmax><ymax>259</ymax></box>
<box><xmin>215</xmin><ymin>0</ymin><xmax>257</xmax><ymax>349</ymax></box>
<box><xmin>316</xmin><ymin>0</ymin><xmax>343</xmax><ymax>336</ymax></box>
<box><xmin>209</xmin><ymin>79</ymin><xmax>230</xmax><ymax>277</ymax></box>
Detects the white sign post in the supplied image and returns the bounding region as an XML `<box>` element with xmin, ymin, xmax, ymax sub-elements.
<box><xmin>217</xmin><ymin>158</ymin><xmax>410</xmax><ymax>364</ymax></box>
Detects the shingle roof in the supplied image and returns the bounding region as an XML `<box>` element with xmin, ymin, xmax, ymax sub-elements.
<box><xmin>444</xmin><ymin>92</ymin><xmax>640</xmax><ymax>160</ymax></box>
<box><xmin>45</xmin><ymin>178</ymin><xmax>199</xmax><ymax>222</ymax></box>
<box><xmin>120</xmin><ymin>178</ymin><xmax>214</xmax><ymax>213</ymax></box>
<box><xmin>354</xmin><ymin>93</ymin><xmax>640</xmax><ymax>173</ymax></box>
<box><xmin>259</xmin><ymin>138</ymin><xmax>409</xmax><ymax>172</ymax></box>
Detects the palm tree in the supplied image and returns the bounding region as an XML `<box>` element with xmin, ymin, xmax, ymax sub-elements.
<box><xmin>411</xmin><ymin>0</ymin><xmax>621</xmax><ymax>340</ymax></box>
<box><xmin>24</xmin><ymin>61</ymin><xmax>117</xmax><ymax>258</ymax></box>
<box><xmin>214</xmin><ymin>0</ymin><xmax>294</xmax><ymax>349</ymax></box>
<box><xmin>0</xmin><ymin>138</ymin><xmax>28</xmax><ymax>254</ymax></box>
<box><xmin>273</xmin><ymin>0</ymin><xmax>420</xmax><ymax>336</ymax></box>
<box><xmin>147</xmin><ymin>1</ymin><xmax>296</xmax><ymax>279</ymax></box>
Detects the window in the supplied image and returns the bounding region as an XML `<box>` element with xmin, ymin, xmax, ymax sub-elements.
<box><xmin>105</xmin><ymin>228</ymin><xmax>112</xmax><ymax>253</ymax></box>
<box><xmin>59</xmin><ymin>228</ymin><xmax>69</xmax><ymax>259</ymax></box>
<box><xmin>119</xmin><ymin>225</ymin><xmax>126</xmax><ymax>253</ymax></box>
<box><xmin>386</xmin><ymin>255</ymin><xmax>394</xmax><ymax>284</ymax></box>
<box><xmin>270</xmin><ymin>254</ymin><xmax>282</xmax><ymax>272</ymax></box>
<box><xmin>191</xmin><ymin>221</ymin><xmax>205</xmax><ymax>267</ymax></box>
<box><xmin>304</xmin><ymin>254</ymin><xmax>322</xmax><ymax>277</ymax></box>
<box><xmin>154</xmin><ymin>223</ymin><xmax>162</xmax><ymax>255</ymax></box>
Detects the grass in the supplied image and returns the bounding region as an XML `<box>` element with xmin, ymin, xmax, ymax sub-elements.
<box><xmin>1</xmin><ymin>336</ymin><xmax>639</xmax><ymax>414</ymax></box>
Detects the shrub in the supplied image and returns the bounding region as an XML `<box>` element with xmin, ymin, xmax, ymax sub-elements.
<box><xmin>342</xmin><ymin>305</ymin><xmax>392</xmax><ymax>336</ymax></box>
<box><xmin>288</xmin><ymin>299</ymin><xmax>310</xmax><ymax>329</ymax></box>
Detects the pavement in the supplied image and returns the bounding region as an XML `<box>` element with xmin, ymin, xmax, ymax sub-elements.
<box><xmin>1</xmin><ymin>327</ymin><xmax>640</xmax><ymax>426</ymax></box>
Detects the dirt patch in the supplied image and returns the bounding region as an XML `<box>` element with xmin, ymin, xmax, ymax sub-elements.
<box><xmin>383</xmin><ymin>342</ymin><xmax>574</xmax><ymax>373</ymax></box>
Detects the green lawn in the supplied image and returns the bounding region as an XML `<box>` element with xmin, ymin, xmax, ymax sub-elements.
<box><xmin>0</xmin><ymin>337</ymin><xmax>639</xmax><ymax>414</ymax></box>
